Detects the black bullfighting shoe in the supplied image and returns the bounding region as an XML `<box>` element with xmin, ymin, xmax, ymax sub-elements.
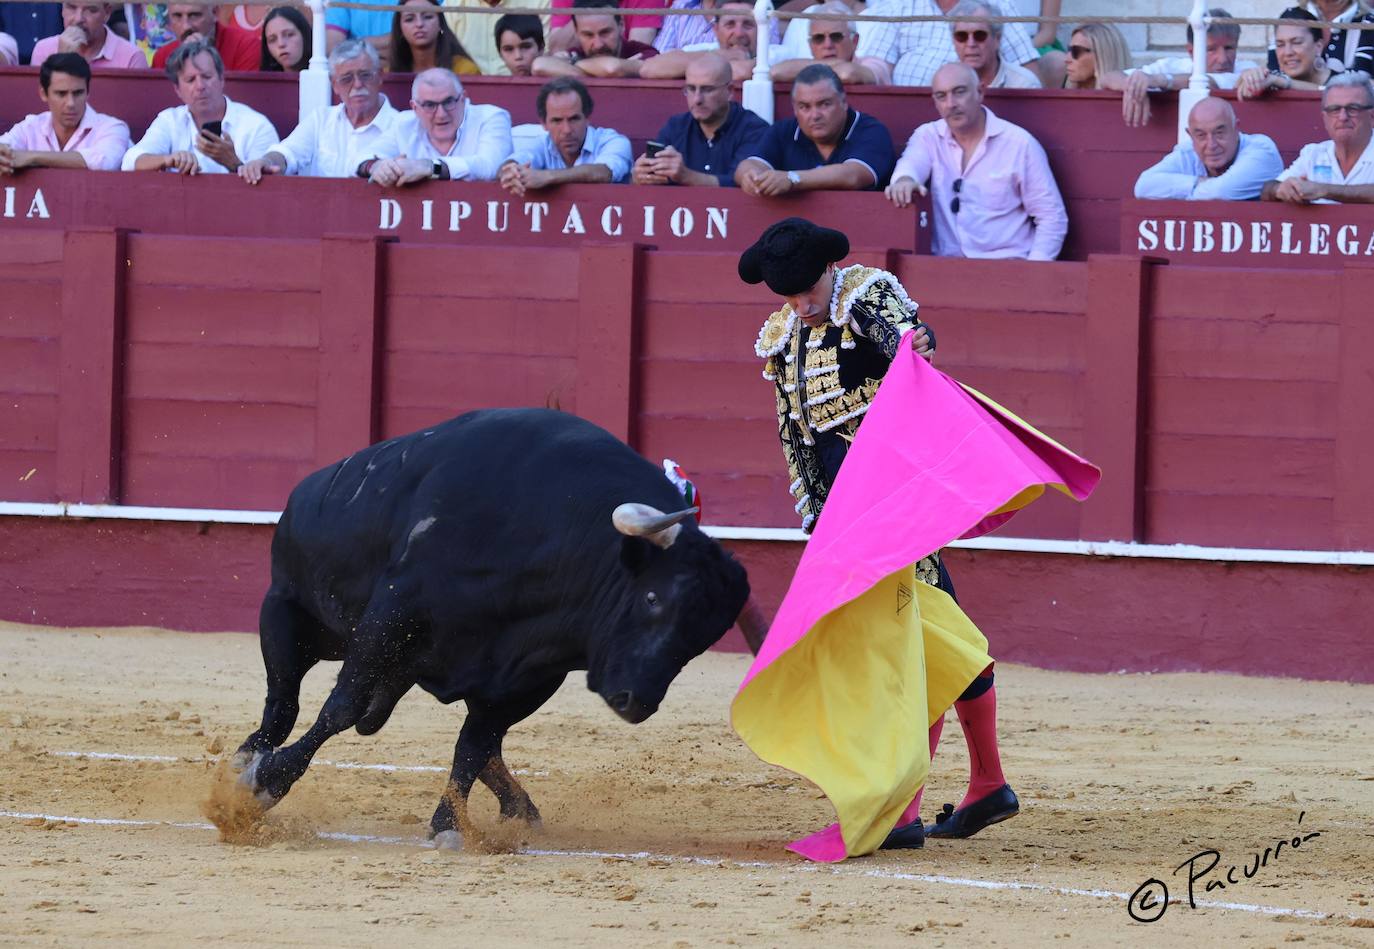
<box><xmin>879</xmin><ymin>819</ymin><xmax>925</xmax><ymax>850</ymax></box>
<box><xmin>924</xmin><ymin>784</ymin><xmax>1020</xmax><ymax>839</ymax></box>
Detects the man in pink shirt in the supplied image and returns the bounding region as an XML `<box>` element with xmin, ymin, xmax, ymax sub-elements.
<box><xmin>0</xmin><ymin>52</ymin><xmax>131</xmax><ymax>173</ymax></box>
<box><xmin>30</xmin><ymin>2</ymin><xmax>148</xmax><ymax>69</ymax></box>
<box><xmin>886</xmin><ymin>62</ymin><xmax>1066</xmax><ymax>261</ymax></box>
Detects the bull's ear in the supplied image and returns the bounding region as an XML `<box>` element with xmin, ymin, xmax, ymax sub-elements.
<box><xmin>620</xmin><ymin>535</ymin><xmax>654</xmax><ymax>574</ymax></box>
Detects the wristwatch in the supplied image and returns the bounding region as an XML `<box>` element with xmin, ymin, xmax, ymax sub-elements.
<box><xmin>431</xmin><ymin>159</ymin><xmax>445</xmax><ymax>179</ymax></box>
<box><xmin>787</xmin><ymin>170</ymin><xmax>802</xmax><ymax>189</ymax></box>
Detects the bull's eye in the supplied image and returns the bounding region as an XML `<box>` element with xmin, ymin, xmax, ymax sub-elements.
<box><xmin>646</xmin><ymin>591</ymin><xmax>659</xmax><ymax>608</ymax></box>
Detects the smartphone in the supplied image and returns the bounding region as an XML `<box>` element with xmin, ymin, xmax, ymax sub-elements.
<box><xmin>645</xmin><ymin>140</ymin><xmax>666</xmax><ymax>158</ymax></box>
<box><xmin>201</xmin><ymin>120</ymin><xmax>223</xmax><ymax>137</ymax></box>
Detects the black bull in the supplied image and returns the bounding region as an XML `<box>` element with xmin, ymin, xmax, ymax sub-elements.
<box><xmin>232</xmin><ymin>408</ymin><xmax>751</xmax><ymax>847</ymax></box>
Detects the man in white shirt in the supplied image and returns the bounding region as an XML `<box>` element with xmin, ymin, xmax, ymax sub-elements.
<box><xmin>499</xmin><ymin>76</ymin><xmax>631</xmax><ymax>194</ymax></box>
<box><xmin>122</xmin><ymin>40</ymin><xmax>278</xmax><ymax>174</ymax></box>
<box><xmin>1264</xmin><ymin>72</ymin><xmax>1374</xmax><ymax>204</ymax></box>
<box><xmin>639</xmin><ymin>0</ymin><xmax>768</xmax><ymax>81</ymax></box>
<box><xmin>947</xmin><ymin>0</ymin><xmax>1039</xmax><ymax>89</ymax></box>
<box><xmin>1100</xmin><ymin>8</ymin><xmax>1261</xmax><ymax>127</ymax></box>
<box><xmin>240</xmin><ymin>41</ymin><xmax>398</xmax><ymax>184</ymax></box>
<box><xmin>769</xmin><ymin>1</ymin><xmax>890</xmax><ymax>86</ymax></box>
<box><xmin>885</xmin><ymin>63</ymin><xmax>1066</xmax><ymax>260</ymax></box>
<box><xmin>1135</xmin><ymin>98</ymin><xmax>1282</xmax><ymax>201</ymax></box>
<box><xmin>364</xmin><ymin>69</ymin><xmax>513</xmax><ymax>186</ymax></box>
<box><xmin>856</xmin><ymin>0</ymin><xmax>1039</xmax><ymax>88</ymax></box>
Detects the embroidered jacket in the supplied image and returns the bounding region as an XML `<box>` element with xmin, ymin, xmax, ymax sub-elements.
<box><xmin>754</xmin><ymin>265</ymin><xmax>943</xmax><ymax>587</ymax></box>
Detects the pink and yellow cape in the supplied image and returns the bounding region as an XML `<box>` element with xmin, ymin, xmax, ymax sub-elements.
<box><xmin>730</xmin><ymin>337</ymin><xmax>1101</xmax><ymax>862</ymax></box>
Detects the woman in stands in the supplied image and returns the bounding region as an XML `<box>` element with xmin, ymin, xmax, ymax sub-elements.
<box><xmin>1061</xmin><ymin>21</ymin><xmax>1131</xmax><ymax>88</ymax></box>
<box><xmin>260</xmin><ymin>6</ymin><xmax>311</xmax><ymax>72</ymax></box>
<box><xmin>1238</xmin><ymin>8</ymin><xmax>1335</xmax><ymax>96</ymax></box>
<box><xmin>1272</xmin><ymin>0</ymin><xmax>1374</xmax><ymax>75</ymax></box>
<box><xmin>389</xmin><ymin>0</ymin><xmax>481</xmax><ymax>74</ymax></box>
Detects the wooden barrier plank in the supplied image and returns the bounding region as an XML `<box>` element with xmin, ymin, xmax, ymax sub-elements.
<box><xmin>1333</xmin><ymin>265</ymin><xmax>1374</xmax><ymax>549</ymax></box>
<box><xmin>575</xmin><ymin>243</ymin><xmax>640</xmax><ymax>444</ymax></box>
<box><xmin>1154</xmin><ymin>319</ymin><xmax>1339</xmax><ymax>383</ymax></box>
<box><xmin>56</xmin><ymin>227</ymin><xmax>125</xmax><ymax>505</ymax></box>
<box><xmin>1150</xmin><ymin>266</ymin><xmax>1341</xmax><ymax>321</ymax></box>
<box><xmin>126</xmin><ymin>234</ymin><xmax>323</xmax><ymax>291</ymax></box>
<box><xmin>125</xmin><ymin>286</ymin><xmax>322</xmax><ymax>347</ymax></box>
<box><xmin>122</xmin><ymin>455</ymin><xmax>315</xmax><ymax>510</ymax></box>
<box><xmin>124</xmin><ymin>343</ymin><xmax>319</xmax><ymax>404</ymax></box>
<box><xmin>1150</xmin><ymin>377</ymin><xmax>1336</xmax><ymax>439</ymax></box>
<box><xmin>0</xmin><ymin>392</ymin><xmax>59</xmax><ymax>450</ymax></box>
<box><xmin>386</xmin><ymin>297</ymin><xmax>580</xmax><ymax>355</ymax></box>
<box><xmin>1146</xmin><ymin>492</ymin><xmax>1333</xmax><ymax>550</ymax></box>
<box><xmin>0</xmin><ymin>448</ymin><xmax>57</xmax><ymax>501</ymax></box>
<box><xmin>0</xmin><ymin>338</ymin><xmax>59</xmax><ymax>394</ymax></box>
<box><xmin>387</xmin><ymin>245</ymin><xmax>581</xmax><ymax>299</ymax></box>
<box><xmin>316</xmin><ymin>236</ymin><xmax>384</xmax><ymax>467</ymax></box>
<box><xmin>123</xmin><ymin>400</ymin><xmax>315</xmax><ymax>461</ymax></box>
<box><xmin>1148</xmin><ymin>434</ymin><xmax>1334</xmax><ymax>499</ymax></box>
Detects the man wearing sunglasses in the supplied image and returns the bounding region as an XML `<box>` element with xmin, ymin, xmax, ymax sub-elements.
<box><xmin>363</xmin><ymin>69</ymin><xmax>513</xmax><ymax>187</ymax></box>
<box><xmin>856</xmin><ymin>0</ymin><xmax>1038</xmax><ymax>88</ymax></box>
<box><xmin>769</xmin><ymin>1</ymin><xmax>889</xmax><ymax>86</ymax></box>
<box><xmin>948</xmin><ymin>0</ymin><xmax>1039</xmax><ymax>89</ymax></box>
<box><xmin>885</xmin><ymin>62</ymin><xmax>1066</xmax><ymax>260</ymax></box>
<box><xmin>1263</xmin><ymin>71</ymin><xmax>1374</xmax><ymax>204</ymax></box>
<box><xmin>240</xmin><ymin>41</ymin><xmax>399</xmax><ymax>184</ymax></box>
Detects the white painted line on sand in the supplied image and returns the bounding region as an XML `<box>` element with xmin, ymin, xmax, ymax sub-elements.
<box><xmin>48</xmin><ymin>750</ymin><xmax>546</xmax><ymax>777</ymax></box>
<box><xmin>0</xmin><ymin>809</ymin><xmax>1347</xmax><ymax>922</ymax></box>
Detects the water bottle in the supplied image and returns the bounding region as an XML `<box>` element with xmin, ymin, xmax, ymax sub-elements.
<box><xmin>1312</xmin><ymin>156</ymin><xmax>1334</xmax><ymax>183</ymax></box>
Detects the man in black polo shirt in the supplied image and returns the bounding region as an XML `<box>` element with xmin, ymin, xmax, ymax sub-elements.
<box><xmin>734</xmin><ymin>63</ymin><xmax>895</xmax><ymax>196</ymax></box>
<box><xmin>632</xmin><ymin>52</ymin><xmax>769</xmax><ymax>187</ymax></box>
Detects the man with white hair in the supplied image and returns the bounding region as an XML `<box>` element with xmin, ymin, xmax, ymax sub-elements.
<box><xmin>947</xmin><ymin>0</ymin><xmax>1040</xmax><ymax>88</ymax></box>
<box><xmin>240</xmin><ymin>40</ymin><xmax>400</xmax><ymax>183</ymax></box>
<box><xmin>856</xmin><ymin>0</ymin><xmax>1039</xmax><ymax>88</ymax></box>
<box><xmin>362</xmin><ymin>68</ymin><xmax>513</xmax><ymax>186</ymax></box>
<box><xmin>1263</xmin><ymin>72</ymin><xmax>1374</xmax><ymax>204</ymax></box>
<box><xmin>886</xmin><ymin>62</ymin><xmax>1066</xmax><ymax>259</ymax></box>
<box><xmin>1134</xmin><ymin>98</ymin><xmax>1282</xmax><ymax>201</ymax></box>
<box><xmin>769</xmin><ymin>1</ymin><xmax>890</xmax><ymax>86</ymax></box>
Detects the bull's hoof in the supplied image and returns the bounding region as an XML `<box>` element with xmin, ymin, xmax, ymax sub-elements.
<box><xmin>433</xmin><ymin>830</ymin><xmax>463</xmax><ymax>851</ymax></box>
<box><xmin>235</xmin><ymin>751</ymin><xmax>282</xmax><ymax>811</ymax></box>
<box><xmin>230</xmin><ymin>748</ymin><xmax>254</xmax><ymax>772</ymax></box>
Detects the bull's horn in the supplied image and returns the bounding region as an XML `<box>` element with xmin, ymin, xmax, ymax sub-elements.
<box><xmin>612</xmin><ymin>503</ymin><xmax>699</xmax><ymax>549</ymax></box>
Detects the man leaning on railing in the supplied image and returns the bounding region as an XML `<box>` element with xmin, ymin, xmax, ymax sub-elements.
<box><xmin>1262</xmin><ymin>70</ymin><xmax>1374</xmax><ymax>203</ymax></box>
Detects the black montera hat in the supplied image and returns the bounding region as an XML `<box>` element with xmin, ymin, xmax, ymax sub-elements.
<box><xmin>738</xmin><ymin>217</ymin><xmax>850</xmax><ymax>296</ymax></box>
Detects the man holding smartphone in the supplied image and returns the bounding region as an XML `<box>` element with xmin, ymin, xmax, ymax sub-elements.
<box><xmin>631</xmin><ymin>52</ymin><xmax>767</xmax><ymax>187</ymax></box>
<box><xmin>123</xmin><ymin>39</ymin><xmax>277</xmax><ymax>175</ymax></box>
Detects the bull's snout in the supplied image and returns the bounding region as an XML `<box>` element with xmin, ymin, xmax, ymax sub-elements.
<box><xmin>607</xmin><ymin>690</ymin><xmax>655</xmax><ymax>724</ymax></box>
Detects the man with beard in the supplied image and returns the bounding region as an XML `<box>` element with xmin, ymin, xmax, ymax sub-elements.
<box><xmin>1</xmin><ymin>52</ymin><xmax>130</xmax><ymax>173</ymax></box>
<box><xmin>632</xmin><ymin>52</ymin><xmax>768</xmax><ymax>187</ymax></box>
<box><xmin>239</xmin><ymin>41</ymin><xmax>400</xmax><ymax>183</ymax></box>
<box><xmin>734</xmin><ymin>63</ymin><xmax>895</xmax><ymax>195</ymax></box>
<box><xmin>886</xmin><ymin>62</ymin><xmax>1066</xmax><ymax>260</ymax></box>
<box><xmin>151</xmin><ymin>3</ymin><xmax>260</xmax><ymax>72</ymax></box>
<box><xmin>123</xmin><ymin>40</ymin><xmax>277</xmax><ymax>174</ymax></box>
<box><xmin>532</xmin><ymin>0</ymin><xmax>657</xmax><ymax>78</ymax></box>
<box><xmin>500</xmin><ymin>76</ymin><xmax>631</xmax><ymax>193</ymax></box>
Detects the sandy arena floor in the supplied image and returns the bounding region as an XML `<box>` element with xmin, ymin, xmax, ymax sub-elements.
<box><xmin>0</xmin><ymin>621</ymin><xmax>1371</xmax><ymax>948</ymax></box>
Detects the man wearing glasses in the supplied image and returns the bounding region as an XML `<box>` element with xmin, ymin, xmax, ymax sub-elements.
<box><xmin>632</xmin><ymin>53</ymin><xmax>768</xmax><ymax>187</ymax></box>
<box><xmin>947</xmin><ymin>0</ymin><xmax>1040</xmax><ymax>89</ymax></box>
<box><xmin>856</xmin><ymin>0</ymin><xmax>1038</xmax><ymax>88</ymax></box>
<box><xmin>769</xmin><ymin>1</ymin><xmax>890</xmax><ymax>86</ymax></box>
<box><xmin>364</xmin><ymin>68</ymin><xmax>514</xmax><ymax>186</ymax></box>
<box><xmin>885</xmin><ymin>62</ymin><xmax>1066</xmax><ymax>260</ymax></box>
<box><xmin>240</xmin><ymin>41</ymin><xmax>399</xmax><ymax>184</ymax></box>
<box><xmin>1264</xmin><ymin>72</ymin><xmax>1374</xmax><ymax>204</ymax></box>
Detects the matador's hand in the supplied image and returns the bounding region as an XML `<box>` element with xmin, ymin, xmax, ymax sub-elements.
<box><xmin>911</xmin><ymin>323</ymin><xmax>935</xmax><ymax>362</ymax></box>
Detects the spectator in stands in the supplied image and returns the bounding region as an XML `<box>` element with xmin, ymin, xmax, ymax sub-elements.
<box><xmin>500</xmin><ymin>76</ymin><xmax>631</xmax><ymax>193</ymax></box>
<box><xmin>363</xmin><ymin>68</ymin><xmax>512</xmax><ymax>184</ymax></box>
<box><xmin>654</xmin><ymin>0</ymin><xmax>720</xmax><ymax>52</ymax></box>
<box><xmin>1263</xmin><ymin>71</ymin><xmax>1374</xmax><ymax>202</ymax></box>
<box><xmin>494</xmin><ymin>13</ymin><xmax>545</xmax><ymax>76</ymax></box>
<box><xmin>325</xmin><ymin>0</ymin><xmax>391</xmax><ymax>65</ymax></box>
<box><xmin>0</xmin><ymin>2</ymin><xmax>62</xmax><ymax>64</ymax></box>
<box><xmin>548</xmin><ymin>0</ymin><xmax>666</xmax><ymax>49</ymax></box>
<box><xmin>734</xmin><ymin>63</ymin><xmax>896</xmax><ymax>195</ymax></box>
<box><xmin>886</xmin><ymin>62</ymin><xmax>1067</xmax><ymax>260</ymax></box>
<box><xmin>1237</xmin><ymin>8</ymin><xmax>1334</xmax><ymax>98</ymax></box>
<box><xmin>638</xmin><ymin>0</ymin><xmax>753</xmax><ymax>79</ymax></box>
<box><xmin>123</xmin><ymin>40</ymin><xmax>278</xmax><ymax>173</ymax></box>
<box><xmin>260</xmin><ymin>6</ymin><xmax>311</xmax><ymax>72</ymax></box>
<box><xmin>447</xmin><ymin>0</ymin><xmax>551</xmax><ymax>76</ymax></box>
<box><xmin>240</xmin><ymin>40</ymin><xmax>397</xmax><ymax>183</ymax></box>
<box><xmin>947</xmin><ymin>0</ymin><xmax>1041</xmax><ymax>88</ymax></box>
<box><xmin>1101</xmin><ymin>9</ymin><xmax>1260</xmax><ymax>127</ymax></box>
<box><xmin>30</xmin><ymin>3</ymin><xmax>147</xmax><ymax>69</ymax></box>
<box><xmin>1061</xmin><ymin>21</ymin><xmax>1131</xmax><ymax>89</ymax></box>
<box><xmin>151</xmin><ymin>4</ymin><xmax>260</xmax><ymax>72</ymax></box>
<box><xmin>768</xmin><ymin>1</ymin><xmax>889</xmax><ymax>86</ymax></box>
<box><xmin>391</xmin><ymin>0</ymin><xmax>481</xmax><ymax>75</ymax></box>
<box><xmin>0</xmin><ymin>53</ymin><xmax>131</xmax><ymax>173</ymax></box>
<box><xmin>855</xmin><ymin>0</ymin><xmax>1039</xmax><ymax>88</ymax></box>
<box><xmin>1267</xmin><ymin>0</ymin><xmax>1374</xmax><ymax>77</ymax></box>
<box><xmin>533</xmin><ymin>0</ymin><xmax>658</xmax><ymax>78</ymax></box>
<box><xmin>1134</xmin><ymin>98</ymin><xmax>1283</xmax><ymax>200</ymax></box>
<box><xmin>632</xmin><ymin>52</ymin><xmax>768</xmax><ymax>185</ymax></box>
<box><xmin>0</xmin><ymin>32</ymin><xmax>17</xmax><ymax>65</ymax></box>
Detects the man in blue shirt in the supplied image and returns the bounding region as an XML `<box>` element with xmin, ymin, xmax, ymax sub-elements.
<box><xmin>735</xmin><ymin>63</ymin><xmax>896</xmax><ymax>196</ymax></box>
<box><xmin>500</xmin><ymin>76</ymin><xmax>632</xmax><ymax>194</ymax></box>
<box><xmin>0</xmin><ymin>2</ymin><xmax>62</xmax><ymax>64</ymax></box>
<box><xmin>633</xmin><ymin>52</ymin><xmax>769</xmax><ymax>187</ymax></box>
<box><xmin>1134</xmin><ymin>97</ymin><xmax>1283</xmax><ymax>201</ymax></box>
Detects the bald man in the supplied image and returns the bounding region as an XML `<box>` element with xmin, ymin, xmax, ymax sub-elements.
<box><xmin>887</xmin><ymin>62</ymin><xmax>1066</xmax><ymax>260</ymax></box>
<box><xmin>633</xmin><ymin>52</ymin><xmax>769</xmax><ymax>187</ymax></box>
<box><xmin>1134</xmin><ymin>97</ymin><xmax>1283</xmax><ymax>201</ymax></box>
